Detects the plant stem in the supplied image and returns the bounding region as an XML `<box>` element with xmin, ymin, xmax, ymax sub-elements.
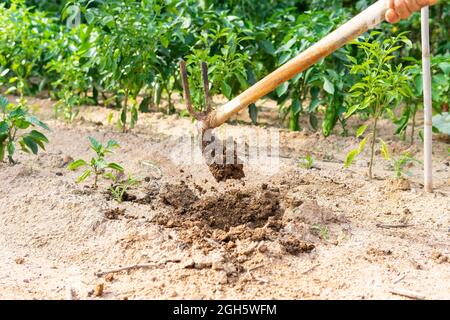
<box><xmin>289</xmin><ymin>104</ymin><xmax>300</xmax><ymax>131</ymax></box>
<box><xmin>167</xmin><ymin>90</ymin><xmax>174</xmax><ymax>115</ymax></box>
<box><xmin>368</xmin><ymin>116</ymin><xmax>379</xmax><ymax>179</ymax></box>
<box><xmin>411</xmin><ymin>104</ymin><xmax>417</xmax><ymax>145</ymax></box>
<box><xmin>7</xmin><ymin>129</ymin><xmax>15</xmax><ymax>164</ymax></box>
<box><xmin>122</xmin><ymin>91</ymin><xmax>128</xmax><ymax>133</ymax></box>
<box><xmin>94</xmin><ymin>172</ymin><xmax>98</xmax><ymax>189</ymax></box>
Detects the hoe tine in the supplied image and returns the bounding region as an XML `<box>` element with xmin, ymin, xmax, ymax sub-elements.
<box><xmin>179</xmin><ymin>60</ymin><xmax>200</xmax><ymax>119</ymax></box>
<box><xmin>201</xmin><ymin>62</ymin><xmax>212</xmax><ymax>113</ymax></box>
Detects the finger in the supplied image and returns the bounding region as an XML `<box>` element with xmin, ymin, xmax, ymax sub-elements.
<box><xmin>389</xmin><ymin>0</ymin><xmax>396</xmax><ymax>9</ymax></box>
<box><xmin>394</xmin><ymin>0</ymin><xmax>412</xmax><ymax>19</ymax></box>
<box><xmin>417</xmin><ymin>0</ymin><xmax>438</xmax><ymax>7</ymax></box>
<box><xmin>386</xmin><ymin>9</ymin><xmax>401</xmax><ymax>23</ymax></box>
<box><xmin>405</xmin><ymin>0</ymin><xmax>421</xmax><ymax>12</ymax></box>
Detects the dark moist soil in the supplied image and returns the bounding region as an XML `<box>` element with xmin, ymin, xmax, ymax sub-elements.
<box><xmin>159</xmin><ymin>182</ymin><xmax>199</xmax><ymax>211</ymax></box>
<box><xmin>152</xmin><ymin>181</ymin><xmax>292</xmax><ymax>255</ymax></box>
<box><xmin>280</xmin><ymin>236</ymin><xmax>316</xmax><ymax>255</ymax></box>
<box><xmin>191</xmin><ymin>188</ymin><xmax>281</xmax><ymax>231</ymax></box>
<box><xmin>157</xmin><ymin>183</ymin><xmax>282</xmax><ymax>231</ymax></box>
<box><xmin>104</xmin><ymin>208</ymin><xmax>126</xmax><ymax>220</ymax></box>
<box><xmin>201</xmin><ymin>132</ymin><xmax>245</xmax><ymax>182</ymax></box>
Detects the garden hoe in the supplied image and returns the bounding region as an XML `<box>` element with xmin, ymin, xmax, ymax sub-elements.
<box><xmin>180</xmin><ymin>0</ymin><xmax>390</xmax><ymax>182</ymax></box>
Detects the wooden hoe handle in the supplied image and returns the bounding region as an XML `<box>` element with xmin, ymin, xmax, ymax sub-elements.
<box><xmin>208</xmin><ymin>0</ymin><xmax>389</xmax><ymax>129</ymax></box>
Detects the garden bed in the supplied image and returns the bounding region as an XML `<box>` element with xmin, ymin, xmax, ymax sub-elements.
<box><xmin>0</xmin><ymin>98</ymin><xmax>449</xmax><ymax>299</ymax></box>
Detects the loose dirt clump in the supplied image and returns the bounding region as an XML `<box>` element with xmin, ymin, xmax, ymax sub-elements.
<box><xmin>280</xmin><ymin>236</ymin><xmax>316</xmax><ymax>255</ymax></box>
<box><xmin>104</xmin><ymin>208</ymin><xmax>126</xmax><ymax>220</ymax></box>
<box><xmin>208</xmin><ymin>161</ymin><xmax>245</xmax><ymax>183</ymax></box>
<box><xmin>159</xmin><ymin>182</ymin><xmax>199</xmax><ymax>212</ymax></box>
<box><xmin>202</xmin><ymin>133</ymin><xmax>245</xmax><ymax>182</ymax></box>
<box><xmin>385</xmin><ymin>178</ymin><xmax>411</xmax><ymax>191</ymax></box>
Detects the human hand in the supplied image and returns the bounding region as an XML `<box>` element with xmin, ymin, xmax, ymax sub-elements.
<box><xmin>385</xmin><ymin>0</ymin><xmax>438</xmax><ymax>23</ymax></box>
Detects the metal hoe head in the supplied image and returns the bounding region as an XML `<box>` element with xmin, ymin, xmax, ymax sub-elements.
<box><xmin>179</xmin><ymin>60</ymin><xmax>245</xmax><ymax>182</ymax></box>
<box><xmin>179</xmin><ymin>60</ymin><xmax>213</xmax><ymax>125</ymax></box>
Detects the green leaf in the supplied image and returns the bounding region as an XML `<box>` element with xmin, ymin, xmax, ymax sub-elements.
<box><xmin>106</xmin><ymin>140</ymin><xmax>120</xmax><ymax>150</ymax></box>
<box><xmin>356</xmin><ymin>124</ymin><xmax>368</xmax><ymax>138</ymax></box>
<box><xmin>120</xmin><ymin>109</ymin><xmax>127</xmax><ymax>127</ymax></box>
<box><xmin>278</xmin><ymin>53</ymin><xmax>291</xmax><ymax>65</ymax></box>
<box><xmin>0</xmin><ymin>69</ymin><xmax>9</xmax><ymax>77</ymax></box>
<box><xmin>276</xmin><ymin>82</ymin><xmax>289</xmax><ymax>97</ymax></box>
<box><xmin>29</xmin><ymin>130</ymin><xmax>49</xmax><ymax>143</ymax></box>
<box><xmin>0</xmin><ymin>121</ymin><xmax>8</xmax><ymax>135</ymax></box>
<box><xmin>291</xmin><ymin>99</ymin><xmax>301</xmax><ymax>115</ymax></box>
<box><xmin>345</xmin><ymin>105</ymin><xmax>359</xmax><ymax>119</ymax></box>
<box><xmin>107</xmin><ymin>162</ymin><xmax>124</xmax><ymax>172</ymax></box>
<box><xmin>96</xmin><ymin>158</ymin><xmax>107</xmax><ymax>169</ymax></box>
<box><xmin>85</xmin><ymin>11</ymin><xmax>95</xmax><ymax>24</ymax></box>
<box><xmin>432</xmin><ymin>112</ymin><xmax>450</xmax><ymax>135</ymax></box>
<box><xmin>88</xmin><ymin>137</ymin><xmax>101</xmax><ymax>152</ymax></box>
<box><xmin>14</xmin><ymin>119</ymin><xmax>31</xmax><ymax>130</ymax></box>
<box><xmin>358</xmin><ymin>136</ymin><xmax>368</xmax><ymax>153</ymax></box>
<box><xmin>68</xmin><ymin>159</ymin><xmax>87</xmax><ymax>170</ymax></box>
<box><xmin>260</xmin><ymin>40</ymin><xmax>275</xmax><ymax>56</ymax></box>
<box><xmin>22</xmin><ymin>136</ymin><xmax>38</xmax><ymax>155</ymax></box>
<box><xmin>308</xmin><ymin>88</ymin><xmax>321</xmax><ymax>112</ymax></box>
<box><xmin>380</xmin><ymin>139</ymin><xmax>390</xmax><ymax>160</ymax></box>
<box><xmin>25</xmin><ymin>115</ymin><xmax>50</xmax><ymax>131</ymax></box>
<box><xmin>18</xmin><ymin>140</ymin><xmax>30</xmax><ymax>153</ymax></box>
<box><xmin>438</xmin><ymin>62</ymin><xmax>450</xmax><ymax>75</ymax></box>
<box><xmin>0</xmin><ymin>96</ymin><xmax>8</xmax><ymax>110</ymax></box>
<box><xmin>0</xmin><ymin>143</ymin><xmax>5</xmax><ymax>161</ymax></box>
<box><xmin>344</xmin><ymin>149</ymin><xmax>359</xmax><ymax>168</ymax></box>
<box><xmin>309</xmin><ymin>113</ymin><xmax>318</xmax><ymax>131</ymax></box>
<box><xmin>248</xmin><ymin>104</ymin><xmax>258</xmax><ymax>125</ymax></box>
<box><xmin>221</xmin><ymin>82</ymin><xmax>232</xmax><ymax>99</ymax></box>
<box><xmin>77</xmin><ymin>170</ymin><xmax>92</xmax><ymax>183</ymax></box>
<box><xmin>323</xmin><ymin>77</ymin><xmax>335</xmax><ymax>94</ymax></box>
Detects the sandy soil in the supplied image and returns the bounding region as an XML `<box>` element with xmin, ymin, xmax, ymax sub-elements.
<box><xmin>0</xmin><ymin>96</ymin><xmax>449</xmax><ymax>300</ymax></box>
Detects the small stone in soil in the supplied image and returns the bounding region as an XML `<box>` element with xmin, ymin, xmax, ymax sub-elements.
<box><xmin>93</xmin><ymin>283</ymin><xmax>104</xmax><ymax>297</ymax></box>
<box><xmin>105</xmin><ymin>273</ymin><xmax>114</xmax><ymax>282</ymax></box>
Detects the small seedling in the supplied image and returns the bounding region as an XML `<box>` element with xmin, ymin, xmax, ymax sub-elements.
<box><xmin>108</xmin><ymin>175</ymin><xmax>139</xmax><ymax>203</ymax></box>
<box><xmin>392</xmin><ymin>152</ymin><xmax>422</xmax><ymax>179</ymax></box>
<box><xmin>298</xmin><ymin>154</ymin><xmax>314</xmax><ymax>169</ymax></box>
<box><xmin>310</xmin><ymin>224</ymin><xmax>330</xmax><ymax>240</ymax></box>
<box><xmin>344</xmin><ymin>33</ymin><xmax>413</xmax><ymax>179</ymax></box>
<box><xmin>0</xmin><ymin>95</ymin><xmax>50</xmax><ymax>164</ymax></box>
<box><xmin>68</xmin><ymin>137</ymin><xmax>124</xmax><ymax>188</ymax></box>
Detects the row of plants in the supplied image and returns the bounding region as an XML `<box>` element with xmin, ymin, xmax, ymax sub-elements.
<box><xmin>0</xmin><ymin>92</ymin><xmax>136</xmax><ymax>201</ymax></box>
<box><xmin>0</xmin><ymin>0</ymin><xmax>449</xmax><ymax>139</ymax></box>
<box><xmin>1</xmin><ymin>88</ymin><xmax>423</xmax><ymax>195</ymax></box>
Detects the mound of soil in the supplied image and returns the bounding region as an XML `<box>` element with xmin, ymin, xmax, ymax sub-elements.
<box><xmin>156</xmin><ymin>183</ymin><xmax>282</xmax><ymax>230</ymax></box>
<box><xmin>152</xmin><ymin>182</ymin><xmax>289</xmax><ymax>251</ymax></box>
<box><xmin>159</xmin><ymin>182</ymin><xmax>199</xmax><ymax>212</ymax></box>
<box><xmin>191</xmin><ymin>188</ymin><xmax>281</xmax><ymax>231</ymax></box>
